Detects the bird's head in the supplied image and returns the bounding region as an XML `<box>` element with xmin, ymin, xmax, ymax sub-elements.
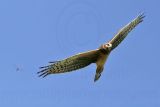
<box><xmin>104</xmin><ymin>43</ymin><xmax>112</xmax><ymax>51</ymax></box>
<box><xmin>99</xmin><ymin>43</ymin><xmax>112</xmax><ymax>53</ymax></box>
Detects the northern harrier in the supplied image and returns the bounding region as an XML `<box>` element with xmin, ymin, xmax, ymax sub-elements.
<box><xmin>38</xmin><ymin>13</ymin><xmax>145</xmax><ymax>82</ymax></box>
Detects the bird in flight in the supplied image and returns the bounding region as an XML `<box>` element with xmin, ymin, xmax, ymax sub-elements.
<box><xmin>38</xmin><ymin>13</ymin><xmax>145</xmax><ymax>82</ymax></box>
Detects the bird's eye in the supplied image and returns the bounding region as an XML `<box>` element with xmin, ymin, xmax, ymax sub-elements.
<box><xmin>105</xmin><ymin>43</ymin><xmax>112</xmax><ymax>47</ymax></box>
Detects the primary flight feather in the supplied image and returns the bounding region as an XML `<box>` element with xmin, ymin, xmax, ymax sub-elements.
<box><xmin>38</xmin><ymin>13</ymin><xmax>145</xmax><ymax>82</ymax></box>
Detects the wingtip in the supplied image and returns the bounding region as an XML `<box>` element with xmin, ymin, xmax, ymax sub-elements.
<box><xmin>37</xmin><ymin>67</ymin><xmax>50</xmax><ymax>78</ymax></box>
<box><xmin>138</xmin><ymin>12</ymin><xmax>145</xmax><ymax>20</ymax></box>
<box><xmin>38</xmin><ymin>71</ymin><xmax>49</xmax><ymax>78</ymax></box>
<box><xmin>39</xmin><ymin>65</ymin><xmax>50</xmax><ymax>69</ymax></box>
<box><xmin>134</xmin><ymin>12</ymin><xmax>145</xmax><ymax>24</ymax></box>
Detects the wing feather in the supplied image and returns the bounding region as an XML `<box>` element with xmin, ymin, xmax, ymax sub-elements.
<box><xmin>109</xmin><ymin>13</ymin><xmax>145</xmax><ymax>50</ymax></box>
<box><xmin>38</xmin><ymin>50</ymin><xmax>99</xmax><ymax>77</ymax></box>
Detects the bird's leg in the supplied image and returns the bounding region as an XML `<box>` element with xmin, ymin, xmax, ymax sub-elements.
<box><xmin>94</xmin><ymin>66</ymin><xmax>104</xmax><ymax>82</ymax></box>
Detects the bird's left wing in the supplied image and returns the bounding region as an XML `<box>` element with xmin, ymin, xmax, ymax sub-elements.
<box><xmin>37</xmin><ymin>50</ymin><xmax>100</xmax><ymax>77</ymax></box>
<box><xmin>109</xmin><ymin>13</ymin><xmax>145</xmax><ymax>51</ymax></box>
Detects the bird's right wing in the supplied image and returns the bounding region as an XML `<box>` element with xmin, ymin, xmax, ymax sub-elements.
<box><xmin>37</xmin><ymin>50</ymin><xmax>100</xmax><ymax>77</ymax></box>
<box><xmin>109</xmin><ymin>13</ymin><xmax>145</xmax><ymax>51</ymax></box>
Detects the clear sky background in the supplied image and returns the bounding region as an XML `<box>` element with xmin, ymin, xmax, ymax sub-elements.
<box><xmin>0</xmin><ymin>0</ymin><xmax>159</xmax><ymax>107</ymax></box>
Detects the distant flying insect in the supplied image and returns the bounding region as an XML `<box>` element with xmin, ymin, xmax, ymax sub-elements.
<box><xmin>38</xmin><ymin>13</ymin><xmax>145</xmax><ymax>82</ymax></box>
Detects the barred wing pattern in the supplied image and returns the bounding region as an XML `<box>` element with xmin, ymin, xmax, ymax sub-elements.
<box><xmin>38</xmin><ymin>50</ymin><xmax>99</xmax><ymax>77</ymax></box>
<box><xmin>38</xmin><ymin>13</ymin><xmax>144</xmax><ymax>81</ymax></box>
<box><xmin>109</xmin><ymin>13</ymin><xmax>145</xmax><ymax>51</ymax></box>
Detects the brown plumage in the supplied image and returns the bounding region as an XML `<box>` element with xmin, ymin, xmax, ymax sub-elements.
<box><xmin>37</xmin><ymin>13</ymin><xmax>145</xmax><ymax>82</ymax></box>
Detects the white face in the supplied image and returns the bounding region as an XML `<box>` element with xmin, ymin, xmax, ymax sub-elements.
<box><xmin>104</xmin><ymin>43</ymin><xmax>112</xmax><ymax>51</ymax></box>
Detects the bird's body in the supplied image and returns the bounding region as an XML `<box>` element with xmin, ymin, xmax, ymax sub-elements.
<box><xmin>38</xmin><ymin>13</ymin><xmax>145</xmax><ymax>82</ymax></box>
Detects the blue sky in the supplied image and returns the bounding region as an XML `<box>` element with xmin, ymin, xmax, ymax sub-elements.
<box><xmin>0</xmin><ymin>0</ymin><xmax>160</xmax><ymax>107</ymax></box>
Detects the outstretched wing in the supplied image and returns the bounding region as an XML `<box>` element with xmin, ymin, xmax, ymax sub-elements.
<box><xmin>109</xmin><ymin>13</ymin><xmax>145</xmax><ymax>50</ymax></box>
<box><xmin>37</xmin><ymin>50</ymin><xmax>100</xmax><ymax>77</ymax></box>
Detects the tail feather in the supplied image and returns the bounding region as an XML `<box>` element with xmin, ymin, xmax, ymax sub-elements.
<box><xmin>94</xmin><ymin>73</ymin><xmax>101</xmax><ymax>82</ymax></box>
